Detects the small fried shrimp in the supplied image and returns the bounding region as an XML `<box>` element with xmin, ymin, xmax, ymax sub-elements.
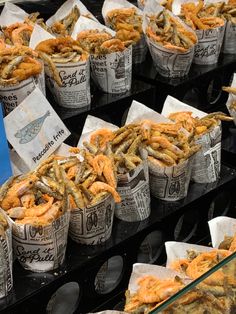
<box><xmin>89</xmin><ymin>181</ymin><xmax>121</xmax><ymax>203</ymax></box>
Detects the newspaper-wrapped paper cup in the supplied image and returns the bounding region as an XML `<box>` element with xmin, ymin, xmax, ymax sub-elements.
<box><xmin>143</xmin><ymin>0</ymin><xmax>195</xmax><ymax>77</ymax></box>
<box><xmin>102</xmin><ymin>0</ymin><xmax>148</xmax><ymax>64</ymax></box>
<box><xmin>165</xmin><ymin>241</ymin><xmax>214</xmax><ymax>268</ymax></box>
<box><xmin>194</xmin><ymin>25</ymin><xmax>225</xmax><ymax>65</ymax></box>
<box><xmin>45</xmin><ymin>60</ymin><xmax>91</xmax><ymax>109</ymax></box>
<box><xmin>226</xmin><ymin>73</ymin><xmax>236</xmax><ymax>125</ymax></box>
<box><xmin>162</xmin><ymin>96</ymin><xmax>222</xmax><ymax>183</ymax></box>
<box><xmin>222</xmin><ymin>21</ymin><xmax>236</xmax><ymax>54</ymax></box>
<box><xmin>208</xmin><ymin>216</ymin><xmax>236</xmax><ymax>249</ymax></box>
<box><xmin>148</xmin><ymin>157</ymin><xmax>191</xmax><ymax>201</ymax></box>
<box><xmin>90</xmin><ymin>47</ymin><xmax>132</xmax><ymax>94</ymax></box>
<box><xmin>69</xmin><ymin>195</ymin><xmax>115</xmax><ymax>245</ymax></box>
<box><xmin>0</xmin><ymin>211</ymin><xmax>13</xmax><ymax>298</ymax></box>
<box><xmin>0</xmin><ymin>72</ymin><xmax>45</xmax><ymax>116</ymax></box>
<box><xmin>12</xmin><ymin>212</ymin><xmax>70</xmax><ymax>272</ymax></box>
<box><xmin>116</xmin><ymin>160</ymin><xmax>150</xmax><ymax>222</ymax></box>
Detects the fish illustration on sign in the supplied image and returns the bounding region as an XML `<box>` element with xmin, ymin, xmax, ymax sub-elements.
<box><xmin>14</xmin><ymin>111</ymin><xmax>50</xmax><ymax>144</ymax></box>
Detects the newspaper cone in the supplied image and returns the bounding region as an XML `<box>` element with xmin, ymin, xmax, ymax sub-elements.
<box><xmin>194</xmin><ymin>25</ymin><xmax>225</xmax><ymax>65</ymax></box>
<box><xmin>45</xmin><ymin>60</ymin><xmax>91</xmax><ymax>109</ymax></box>
<box><xmin>143</xmin><ymin>1</ymin><xmax>195</xmax><ymax>77</ymax></box>
<box><xmin>90</xmin><ymin>47</ymin><xmax>132</xmax><ymax>94</ymax></box>
<box><xmin>0</xmin><ymin>211</ymin><xmax>13</xmax><ymax>298</ymax></box>
<box><xmin>0</xmin><ymin>70</ymin><xmax>45</xmax><ymax>116</ymax></box>
<box><xmin>115</xmin><ymin>160</ymin><xmax>150</xmax><ymax>222</ymax></box>
<box><xmin>162</xmin><ymin>96</ymin><xmax>222</xmax><ymax>183</ymax></box>
<box><xmin>69</xmin><ymin>195</ymin><xmax>115</xmax><ymax>245</ymax></box>
<box><xmin>208</xmin><ymin>216</ymin><xmax>236</xmax><ymax>249</ymax></box>
<box><xmin>148</xmin><ymin>157</ymin><xmax>191</xmax><ymax>201</ymax></box>
<box><xmin>222</xmin><ymin>21</ymin><xmax>236</xmax><ymax>54</ymax></box>
<box><xmin>12</xmin><ymin>212</ymin><xmax>70</xmax><ymax>272</ymax></box>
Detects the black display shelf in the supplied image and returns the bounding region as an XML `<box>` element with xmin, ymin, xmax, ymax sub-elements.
<box><xmin>222</xmin><ymin>127</ymin><xmax>236</xmax><ymax>168</ymax></box>
<box><xmin>134</xmin><ymin>54</ymin><xmax>236</xmax><ymax>112</ymax></box>
<box><xmin>1</xmin><ymin>164</ymin><xmax>236</xmax><ymax>314</ymax></box>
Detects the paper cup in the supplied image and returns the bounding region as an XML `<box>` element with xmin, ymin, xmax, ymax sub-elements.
<box><xmin>193</xmin><ymin>25</ymin><xmax>225</xmax><ymax>65</ymax></box>
<box><xmin>191</xmin><ymin>125</ymin><xmax>221</xmax><ymax>183</ymax></box>
<box><xmin>45</xmin><ymin>59</ymin><xmax>91</xmax><ymax>109</ymax></box>
<box><xmin>208</xmin><ymin>216</ymin><xmax>236</xmax><ymax>249</ymax></box>
<box><xmin>132</xmin><ymin>35</ymin><xmax>148</xmax><ymax>64</ymax></box>
<box><xmin>222</xmin><ymin>22</ymin><xmax>236</xmax><ymax>54</ymax></box>
<box><xmin>90</xmin><ymin>46</ymin><xmax>132</xmax><ymax>94</ymax></box>
<box><xmin>0</xmin><ymin>213</ymin><xmax>13</xmax><ymax>298</ymax></box>
<box><xmin>146</xmin><ymin>37</ymin><xmax>194</xmax><ymax>78</ymax></box>
<box><xmin>12</xmin><ymin>212</ymin><xmax>70</xmax><ymax>272</ymax></box>
<box><xmin>0</xmin><ymin>73</ymin><xmax>45</xmax><ymax>116</ymax></box>
<box><xmin>69</xmin><ymin>195</ymin><xmax>115</xmax><ymax>245</ymax></box>
<box><xmin>148</xmin><ymin>158</ymin><xmax>191</xmax><ymax>201</ymax></box>
<box><xmin>115</xmin><ymin>161</ymin><xmax>150</xmax><ymax>222</ymax></box>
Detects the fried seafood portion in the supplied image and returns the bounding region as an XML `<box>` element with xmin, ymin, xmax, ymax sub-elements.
<box><xmin>50</xmin><ymin>5</ymin><xmax>80</xmax><ymax>36</ymax></box>
<box><xmin>139</xmin><ymin>120</ymin><xmax>201</xmax><ymax>167</ymax></box>
<box><xmin>223</xmin><ymin>86</ymin><xmax>236</xmax><ymax>111</ymax></box>
<box><xmin>124</xmin><ymin>275</ymin><xmax>185</xmax><ymax>313</ymax></box>
<box><xmin>88</xmin><ymin>124</ymin><xmax>144</xmax><ymax>174</ymax></box>
<box><xmin>0</xmin><ymin>212</ymin><xmax>8</xmax><ymax>236</ymax></box>
<box><xmin>0</xmin><ymin>46</ymin><xmax>42</xmax><ymax>86</ymax></box>
<box><xmin>168</xmin><ymin>111</ymin><xmax>233</xmax><ymax>137</ymax></box>
<box><xmin>77</xmin><ymin>29</ymin><xmax>126</xmax><ymax>54</ymax></box>
<box><xmin>36</xmin><ymin>37</ymin><xmax>88</xmax><ymax>86</ymax></box>
<box><xmin>106</xmin><ymin>8</ymin><xmax>142</xmax><ymax>45</ymax></box>
<box><xmin>146</xmin><ymin>10</ymin><xmax>197</xmax><ymax>53</ymax></box>
<box><xmin>219</xmin><ymin>233</ymin><xmax>236</xmax><ymax>252</ymax></box>
<box><xmin>180</xmin><ymin>0</ymin><xmax>225</xmax><ymax>30</ymax></box>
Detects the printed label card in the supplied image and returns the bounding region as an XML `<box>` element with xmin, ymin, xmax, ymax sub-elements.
<box><xmin>0</xmin><ymin>105</ymin><xmax>12</xmax><ymax>185</ymax></box>
<box><xmin>4</xmin><ymin>87</ymin><xmax>70</xmax><ymax>169</ymax></box>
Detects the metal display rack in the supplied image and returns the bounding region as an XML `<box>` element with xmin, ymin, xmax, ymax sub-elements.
<box><xmin>0</xmin><ymin>1</ymin><xmax>236</xmax><ymax>313</ymax></box>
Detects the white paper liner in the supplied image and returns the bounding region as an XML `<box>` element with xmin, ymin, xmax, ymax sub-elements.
<box><xmin>208</xmin><ymin>216</ymin><xmax>236</xmax><ymax>249</ymax></box>
<box><xmin>0</xmin><ymin>70</ymin><xmax>46</xmax><ymax>116</ymax></box>
<box><xmin>0</xmin><ymin>211</ymin><xmax>13</xmax><ymax>298</ymax></box>
<box><xmin>45</xmin><ymin>59</ymin><xmax>91</xmax><ymax>109</ymax></box>
<box><xmin>46</xmin><ymin>0</ymin><xmax>97</xmax><ymax>27</ymax></box>
<box><xmin>128</xmin><ymin>263</ymin><xmax>188</xmax><ymax>295</ymax></box>
<box><xmin>116</xmin><ymin>160</ymin><xmax>150</xmax><ymax>222</ymax></box>
<box><xmin>162</xmin><ymin>96</ymin><xmax>222</xmax><ymax>183</ymax></box>
<box><xmin>11</xmin><ymin>211</ymin><xmax>70</xmax><ymax>272</ymax></box>
<box><xmin>4</xmin><ymin>87</ymin><xmax>71</xmax><ymax>169</ymax></box>
<box><xmin>222</xmin><ymin>21</ymin><xmax>236</xmax><ymax>54</ymax></box>
<box><xmin>194</xmin><ymin>25</ymin><xmax>226</xmax><ymax>65</ymax></box>
<box><xmin>165</xmin><ymin>241</ymin><xmax>214</xmax><ymax>269</ymax></box>
<box><xmin>0</xmin><ymin>2</ymin><xmax>28</xmax><ymax>26</ymax></box>
<box><xmin>137</xmin><ymin>0</ymin><xmax>145</xmax><ymax>10</ymax></box>
<box><xmin>127</xmin><ymin>100</ymin><xmax>192</xmax><ymax>201</ymax></box>
<box><xmin>69</xmin><ymin>195</ymin><xmax>115</xmax><ymax>245</ymax></box>
<box><xmin>143</xmin><ymin>0</ymin><xmax>195</xmax><ymax>77</ymax></box>
<box><xmin>90</xmin><ymin>46</ymin><xmax>132</xmax><ymax>94</ymax></box>
<box><xmin>226</xmin><ymin>73</ymin><xmax>236</xmax><ymax>126</ymax></box>
<box><xmin>102</xmin><ymin>0</ymin><xmax>147</xmax><ymax>65</ymax></box>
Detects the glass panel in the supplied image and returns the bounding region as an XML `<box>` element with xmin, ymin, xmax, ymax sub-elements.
<box><xmin>150</xmin><ymin>252</ymin><xmax>236</xmax><ymax>313</ymax></box>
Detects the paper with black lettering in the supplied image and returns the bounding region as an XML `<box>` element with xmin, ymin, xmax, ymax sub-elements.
<box><xmin>0</xmin><ymin>72</ymin><xmax>45</xmax><ymax>116</ymax></box>
<box><xmin>69</xmin><ymin>195</ymin><xmax>115</xmax><ymax>245</ymax></box>
<box><xmin>226</xmin><ymin>73</ymin><xmax>236</xmax><ymax>125</ymax></box>
<box><xmin>194</xmin><ymin>26</ymin><xmax>225</xmax><ymax>65</ymax></box>
<box><xmin>208</xmin><ymin>216</ymin><xmax>236</xmax><ymax>249</ymax></box>
<box><xmin>222</xmin><ymin>22</ymin><xmax>236</xmax><ymax>54</ymax></box>
<box><xmin>143</xmin><ymin>0</ymin><xmax>195</xmax><ymax>77</ymax></box>
<box><xmin>0</xmin><ymin>211</ymin><xmax>13</xmax><ymax>298</ymax></box>
<box><xmin>46</xmin><ymin>0</ymin><xmax>98</xmax><ymax>28</ymax></box>
<box><xmin>4</xmin><ymin>87</ymin><xmax>70</xmax><ymax>169</ymax></box>
<box><xmin>127</xmin><ymin>100</ymin><xmax>191</xmax><ymax>201</ymax></box>
<box><xmin>0</xmin><ymin>2</ymin><xmax>27</xmax><ymax>26</ymax></box>
<box><xmin>102</xmin><ymin>0</ymin><xmax>148</xmax><ymax>64</ymax></box>
<box><xmin>162</xmin><ymin>96</ymin><xmax>221</xmax><ymax>183</ymax></box>
<box><xmin>12</xmin><ymin>212</ymin><xmax>70</xmax><ymax>272</ymax></box>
